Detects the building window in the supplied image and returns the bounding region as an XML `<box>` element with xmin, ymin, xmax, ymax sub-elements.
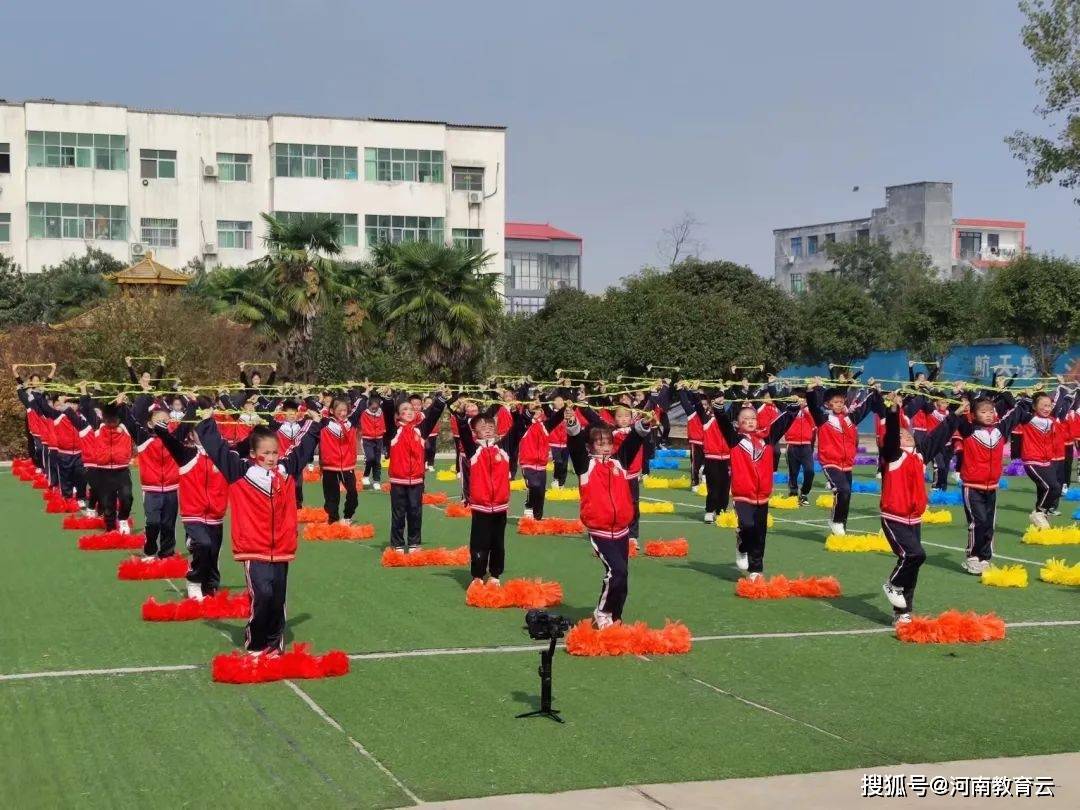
<box><xmin>364</xmin><ymin>215</ymin><xmax>444</xmax><ymax>246</ymax></box>
<box><xmin>27</xmin><ymin>131</ymin><xmax>127</xmax><ymax>170</ymax></box>
<box><xmin>0</xmin><ymin>213</ymin><xmax>10</xmax><ymax>243</ymax></box>
<box><xmin>505</xmin><ymin>253</ymin><xmax>579</xmax><ymax>292</ymax></box>
<box><xmin>856</xmin><ymin>228</ymin><xmax>870</xmax><ymax>244</ymax></box>
<box><xmin>273</xmin><ymin>211</ymin><xmax>358</xmax><ymax>247</ymax></box>
<box><xmin>958</xmin><ymin>231</ymin><xmax>982</xmax><ymax>259</ymax></box>
<box><xmin>790</xmin><ymin>236</ymin><xmax>802</xmax><ymax>258</ymax></box>
<box><xmin>451</xmin><ymin>166</ymin><xmax>484</xmax><ymax>191</ymax></box>
<box><xmin>140</xmin><ymin>149</ymin><xmax>176</xmax><ymax>179</ymax></box>
<box><xmin>364</xmin><ymin>148</ymin><xmax>444</xmax><ymax>183</ymax></box>
<box><xmin>452</xmin><ymin>228</ymin><xmax>483</xmax><ymax>252</ymax></box>
<box><xmin>217</xmin><ymin>220</ymin><xmax>253</xmax><ymax>250</ymax></box>
<box><xmin>140</xmin><ymin>218</ymin><xmax>177</xmax><ymax>248</ymax></box>
<box><xmin>509</xmin><ymin>296</ymin><xmax>546</xmax><ymax>314</ymax></box>
<box><xmin>217</xmin><ymin>152</ymin><xmax>251</xmax><ymax>182</ymax></box>
<box><xmin>987</xmin><ymin>233</ymin><xmax>1000</xmax><ymax>255</ymax></box>
<box><xmin>824</xmin><ymin>232</ymin><xmax>836</xmax><ymax>244</ymax></box>
<box><xmin>790</xmin><ymin>273</ymin><xmax>804</xmax><ymax>294</ymax></box>
<box><xmin>273</xmin><ymin>144</ymin><xmax>358</xmax><ymax>179</ymax></box>
<box><xmin>0</xmin><ymin>143</ymin><xmax>9</xmax><ymax>174</ymax></box>
<box><xmin>28</xmin><ymin>202</ymin><xmax>127</xmax><ymax>240</ymax></box>
<box><xmin>807</xmin><ymin>235</ymin><xmax>819</xmax><ymax>256</ymax></box>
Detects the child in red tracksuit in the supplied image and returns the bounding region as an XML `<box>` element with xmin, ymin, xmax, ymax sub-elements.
<box><xmin>316</xmin><ymin>392</ymin><xmax>366</xmax><ymax>524</ymax></box>
<box><xmin>677</xmin><ymin>386</ymin><xmax>731</xmax><ymax>523</ymax></box>
<box><xmin>784</xmin><ymin>393</ymin><xmax>817</xmax><ymax>504</ymax></box>
<box><xmin>1017</xmin><ymin>383</ymin><xmax>1075</xmax><ymax>527</ymax></box>
<box><xmin>125</xmin><ymin>392</ymin><xmax>180</xmax><ymax>558</ymax></box>
<box><xmin>75</xmin><ymin>396</ymin><xmax>134</xmax><ymax>532</ymax></box>
<box><xmin>154</xmin><ymin>399</ymin><xmax>231</xmax><ymax>599</ymax></box>
<box><xmin>879</xmin><ymin>393</ymin><xmax>959</xmax><ymax>624</ymax></box>
<box><xmin>383</xmin><ymin>388</ymin><xmax>448</xmax><ymax>552</ymax></box>
<box><xmin>515</xmin><ymin>401</ymin><xmax>565</xmax><ymax>520</ymax></box>
<box><xmin>360</xmin><ymin>393</ymin><xmax>386</xmax><ymax>490</ymax></box>
<box><xmin>566</xmin><ymin>408</ymin><xmax>652</xmax><ymax>628</ymax></box>
<box><xmin>196</xmin><ymin>413</ymin><xmax>321</xmax><ymax>655</ymax></box>
<box><xmin>454</xmin><ymin>410</ymin><xmax>511</xmax><ymax>583</ymax></box>
<box><xmin>712</xmin><ymin>399</ymin><xmax>799</xmax><ymax>577</ymax></box>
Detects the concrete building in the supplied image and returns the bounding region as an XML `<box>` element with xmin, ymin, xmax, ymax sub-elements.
<box><xmin>0</xmin><ymin>99</ymin><xmax>506</xmax><ymax>281</ymax></box>
<box><xmin>504</xmin><ymin>222</ymin><xmax>582</xmax><ymax>313</ymax></box>
<box><xmin>773</xmin><ymin>182</ymin><xmax>1025</xmax><ymax>292</ymax></box>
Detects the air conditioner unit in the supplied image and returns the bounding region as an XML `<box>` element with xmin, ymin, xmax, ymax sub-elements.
<box><xmin>203</xmin><ymin>164</ymin><xmax>218</xmax><ymax>178</ymax></box>
<box><xmin>130</xmin><ymin>243</ymin><xmax>146</xmax><ymax>258</ymax></box>
<box><xmin>203</xmin><ymin>242</ymin><xmax>218</xmax><ymax>255</ymax></box>
<box><xmin>467</xmin><ymin>191</ymin><xmax>483</xmax><ymax>205</ymax></box>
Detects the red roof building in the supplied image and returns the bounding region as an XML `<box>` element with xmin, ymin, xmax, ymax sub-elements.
<box><xmin>504</xmin><ymin>221</ymin><xmax>583</xmax><ymax>313</ymax></box>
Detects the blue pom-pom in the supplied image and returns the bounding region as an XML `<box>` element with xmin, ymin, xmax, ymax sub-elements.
<box><xmin>851</xmin><ymin>480</ymin><xmax>880</xmax><ymax>494</ymax></box>
<box><xmin>656</xmin><ymin>447</ymin><xmax>689</xmax><ymax>459</ymax></box>
<box><xmin>1073</xmin><ymin>508</ymin><xmax>1080</xmax><ymax>520</ymax></box>
<box><xmin>813</xmin><ymin>461</ymin><xmax>822</xmax><ymax>473</ymax></box>
<box><xmin>1065</xmin><ymin>489</ymin><xmax>1080</xmax><ymax>502</ymax></box>
<box><xmin>997</xmin><ymin>477</ymin><xmax>1008</xmax><ymax>489</ymax></box>
<box><xmin>929</xmin><ymin>490</ymin><xmax>962</xmax><ymax>505</ymax></box>
<box><xmin>650</xmin><ymin>458</ymin><xmax>679</xmax><ymax>469</ymax></box>
<box><xmin>773</xmin><ymin>471</ymin><xmax>787</xmax><ymax>483</ymax></box>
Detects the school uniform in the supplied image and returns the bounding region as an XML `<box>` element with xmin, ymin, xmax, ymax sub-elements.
<box><xmin>385</xmin><ymin>395</ymin><xmax>447</xmax><ymax>550</ymax></box>
<box><xmin>678</xmin><ymin>389</ymin><xmax>731</xmax><ymax>517</ymax></box>
<box><xmin>318</xmin><ymin>396</ymin><xmax>365</xmax><ymax>522</ymax></box>
<box><xmin>360</xmin><ymin>406</ymin><xmax>386</xmax><ymax>485</ymax></box>
<box><xmin>125</xmin><ymin>395</ymin><xmax>180</xmax><ymax>558</ymax></box>
<box><xmin>515</xmin><ymin>409</ymin><xmax>566</xmax><ymax>519</ymax></box>
<box><xmin>1019</xmin><ymin>387</ymin><xmax>1075</xmax><ymax>515</ymax></box>
<box><xmin>76</xmin><ymin>399</ymin><xmax>134</xmax><ymax>532</ymax></box>
<box><xmin>808</xmin><ymin>388</ymin><xmax>881</xmax><ymax>530</ymax></box>
<box><xmin>455</xmin><ymin>415</ymin><xmax>511</xmax><ymax>579</ymax></box>
<box><xmin>785</xmin><ymin>406</ymin><xmax>816</xmax><ymax>497</ymax></box>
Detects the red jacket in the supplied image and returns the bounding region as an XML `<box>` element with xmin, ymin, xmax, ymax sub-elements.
<box><xmin>53</xmin><ymin>414</ymin><xmax>82</xmax><ymax>455</ymax></box>
<box><xmin>494</xmin><ymin>405</ymin><xmax>513</xmax><ymax>438</ymax></box>
<box><xmin>612</xmin><ymin>426</ymin><xmax>644</xmax><ymax>479</ymax></box>
<box><xmin>388</xmin><ymin>398</ymin><xmax>445</xmax><ymax>485</ymax></box>
<box><xmin>817</xmin><ymin>413</ymin><xmax>860</xmax><ymax>471</ymax></box>
<box><xmin>319</xmin><ymin>418</ymin><xmax>359</xmax><ymax>471</ymax></box>
<box><xmin>881</xmin><ymin>448</ymin><xmax>928</xmax><ymax>524</ymax></box>
<box><xmin>785</xmin><ymin>408</ymin><xmax>816</xmax><ymax>445</ymax></box>
<box><xmin>275</xmin><ymin>420</ymin><xmax>305</xmax><ymax>456</ymax></box>
<box><xmin>83</xmin><ymin>424</ymin><xmax>133</xmax><ymax>469</ymax></box>
<box><xmin>1020</xmin><ymin>416</ymin><xmax>1060</xmax><ymax>466</ymax></box>
<box><xmin>135</xmin><ymin>434</ymin><xmax>180</xmax><ymax>492</ymax></box>
<box><xmin>702</xmin><ymin>417</ymin><xmax>731</xmax><ymax>460</ymax></box>
<box><xmin>579</xmin><ymin>457</ymin><xmax>635</xmax><ymax>539</ymax></box>
<box><xmin>549</xmin><ymin>419</ymin><xmax>567</xmax><ymax>448</ymax></box>
<box><xmin>518</xmin><ymin>420</ymin><xmax>552</xmax><ymax>471</ymax></box>
<box><xmin>464</xmin><ymin>441</ymin><xmax>511</xmax><ymax>513</ymax></box>
<box><xmin>360</xmin><ymin>409</ymin><xmax>385</xmax><ymax>440</ymax></box>
<box><xmin>728</xmin><ymin>432</ymin><xmax>779</xmax><ymax>504</ymax></box>
<box><xmin>178</xmin><ymin>451</ymin><xmax>230</xmax><ymax>525</ymax></box>
<box><xmin>875</xmin><ymin>410</ymin><xmax>911</xmax><ymax>445</ymax></box>
<box><xmin>686</xmin><ymin>411</ymin><xmax>703</xmax><ymax>445</ymax></box>
<box><xmin>958</xmin><ymin>425</ymin><xmax>1007</xmax><ymax>490</ymax></box>
<box><xmin>756</xmin><ymin>402</ymin><xmax>779</xmax><ymax>433</ymax></box>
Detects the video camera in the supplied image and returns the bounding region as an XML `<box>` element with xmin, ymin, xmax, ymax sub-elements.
<box><xmin>523</xmin><ymin>609</ymin><xmax>570</xmax><ymax>641</ymax></box>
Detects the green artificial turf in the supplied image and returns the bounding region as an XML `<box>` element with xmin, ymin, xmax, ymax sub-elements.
<box><xmin>0</xmin><ymin>458</ymin><xmax>1077</xmax><ymax>807</ymax></box>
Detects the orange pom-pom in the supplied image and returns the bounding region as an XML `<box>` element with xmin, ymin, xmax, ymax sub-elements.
<box><xmin>445</xmin><ymin>502</ymin><xmax>472</xmax><ymax>517</ymax></box>
<box><xmin>644</xmin><ymin>538</ymin><xmax>689</xmax><ymax>557</ymax></box>
<box><xmin>211</xmin><ymin>643</ymin><xmax>349</xmax><ymax>683</ymax></box>
<box><xmin>422</xmin><ymin>492</ymin><xmax>448</xmax><ymax>506</ymax></box>
<box><xmin>735</xmin><ymin>574</ymin><xmax>842</xmax><ymax>600</ymax></box>
<box><xmin>302</xmin><ymin>467</ymin><xmax>321</xmax><ymax>482</ymax></box>
<box><xmin>895</xmin><ymin>610</ymin><xmax>1006</xmax><ymax>644</ymax></box>
<box><xmin>517</xmin><ymin>517</ymin><xmax>586</xmax><ymax>535</ymax></box>
<box><xmin>303</xmin><ymin>523</ymin><xmax>376</xmax><ymax>541</ymax></box>
<box><xmin>465</xmin><ymin>578</ymin><xmax>563</xmax><ymax>609</ymax></box>
<box><xmin>296</xmin><ymin>507</ymin><xmax>329</xmax><ymax>523</ymax></box>
<box><xmin>142</xmin><ymin>589</ymin><xmax>251</xmax><ymax>621</ymax></box>
<box><xmin>381</xmin><ymin>546</ymin><xmax>470</xmax><ymax>567</ymax></box>
<box><xmin>77</xmin><ymin>531</ymin><xmax>146</xmax><ymax>551</ymax></box>
<box><xmin>565</xmin><ymin>619</ymin><xmax>691</xmax><ymax>656</ymax></box>
<box><xmin>117</xmin><ymin>555</ymin><xmax>189</xmax><ymax>580</ymax></box>
<box><xmin>629</xmin><ymin>541</ymin><xmax>638</xmax><ymax>558</ymax></box>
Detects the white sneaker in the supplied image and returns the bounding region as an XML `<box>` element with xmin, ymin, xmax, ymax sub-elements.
<box><xmin>630</xmin><ymin>538</ymin><xmax>639</xmax><ymax>554</ymax></box>
<box><xmin>829</xmin><ymin>522</ymin><xmax>846</xmax><ymax>536</ymax></box>
<box><xmin>883</xmin><ymin>583</ymin><xmax>907</xmax><ymax>610</ymax></box>
<box><xmin>77</xmin><ymin>499</ymin><xmax>87</xmax><ymax>509</ymax></box>
<box><xmin>338</xmin><ymin>518</ymin><xmax>352</xmax><ymax>526</ymax></box>
<box><xmin>1062</xmin><ymin>485</ymin><xmax>1070</xmax><ymax>496</ymax></box>
<box><xmin>704</xmin><ymin>511</ymin><xmax>715</xmax><ymax>524</ymax></box>
<box><xmin>471</xmin><ymin>577</ymin><xmax>484</xmax><ymax>587</ymax></box>
<box><xmin>747</xmin><ymin>571</ymin><xmax>762</xmax><ymax>582</ymax></box>
<box><xmin>593</xmin><ymin>609</ymin><xmax>614</xmax><ymax>629</ymax></box>
<box><xmin>893</xmin><ymin>613</ymin><xmax>912</xmax><ymax>626</ymax></box>
<box><xmin>874</xmin><ymin>472</ymin><xmax>882</xmax><ymax>480</ymax></box>
<box><xmin>488</xmin><ymin>577</ymin><xmax>500</xmax><ymax>587</ymax></box>
<box><xmin>962</xmin><ymin>556</ymin><xmax>983</xmax><ymax>576</ymax></box>
<box><xmin>372</xmin><ymin>481</ymin><xmax>381</xmax><ymax>491</ymax></box>
<box><xmin>83</xmin><ymin>507</ymin><xmax>97</xmax><ymax>518</ymax></box>
<box><xmin>735</xmin><ymin>552</ymin><xmax>749</xmax><ymax>571</ymax></box>
<box><xmin>118</xmin><ymin>521</ymin><xmax>131</xmax><ymax>536</ymax></box>
<box><xmin>186</xmin><ymin>582</ymin><xmax>204</xmax><ymax>601</ymax></box>
<box><xmin>140</xmin><ymin>555</ymin><xmax>156</xmax><ymax>563</ymax></box>
<box><xmin>362</xmin><ymin>476</ymin><xmax>371</xmax><ymax>487</ymax></box>
<box><xmin>953</xmin><ymin>472</ymin><xmax>963</xmax><ymax>484</ymax></box>
<box><xmin>523</xmin><ymin>508</ymin><xmax>534</xmax><ymax>520</ymax></box>
<box><xmin>1030</xmin><ymin>511</ymin><xmax>1050</xmax><ymax>529</ymax></box>
<box><xmin>307</xmin><ymin>463</ymin><xmax>314</xmax><ymax>471</ymax></box>
<box><xmin>552</xmin><ymin>481</ymin><xmax>562</xmax><ymax>490</ymax></box>
<box><xmin>980</xmin><ymin>559</ymin><xmax>991</xmax><ymax>573</ymax></box>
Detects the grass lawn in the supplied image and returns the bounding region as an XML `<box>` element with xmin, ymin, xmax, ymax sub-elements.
<box><xmin>1</xmin><ymin>457</ymin><xmax>1077</xmax><ymax>808</ymax></box>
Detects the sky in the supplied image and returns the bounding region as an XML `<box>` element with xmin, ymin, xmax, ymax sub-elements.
<box><xmin>3</xmin><ymin>0</ymin><xmax>1077</xmax><ymax>291</ymax></box>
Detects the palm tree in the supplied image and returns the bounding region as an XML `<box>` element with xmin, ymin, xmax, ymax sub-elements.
<box><xmin>372</xmin><ymin>241</ymin><xmax>502</xmax><ymax>379</ymax></box>
<box><xmin>187</xmin><ymin>265</ymin><xmax>285</xmax><ymax>341</ymax></box>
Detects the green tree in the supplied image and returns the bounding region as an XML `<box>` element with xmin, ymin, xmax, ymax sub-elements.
<box><xmin>1006</xmin><ymin>0</ymin><xmax>1080</xmax><ymax>203</ymax></box>
<box><xmin>373</xmin><ymin>241</ymin><xmax>501</xmax><ymax>380</ymax></box>
<box><xmin>983</xmin><ymin>253</ymin><xmax>1080</xmax><ymax>374</ymax></box>
<box><xmin>897</xmin><ymin>273</ymin><xmax>987</xmax><ymax>365</ymax></box>
<box><xmin>796</xmin><ymin>274</ymin><xmax>881</xmax><ymax>364</ymax></box>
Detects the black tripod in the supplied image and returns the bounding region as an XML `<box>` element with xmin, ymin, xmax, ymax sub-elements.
<box><xmin>515</xmin><ymin>635</ymin><xmax>563</xmax><ymax>723</ymax></box>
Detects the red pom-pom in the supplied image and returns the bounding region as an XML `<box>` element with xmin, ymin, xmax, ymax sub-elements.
<box><xmin>78</xmin><ymin>531</ymin><xmax>146</xmax><ymax>551</ymax></box>
<box><xmin>302</xmin><ymin>467</ymin><xmax>321</xmax><ymax>482</ymax></box>
<box><xmin>211</xmin><ymin>643</ymin><xmax>349</xmax><ymax>683</ymax></box>
<box><xmin>465</xmin><ymin>578</ymin><xmax>563</xmax><ymax>609</ymax></box>
<box><xmin>303</xmin><ymin>522</ymin><xmax>375</xmax><ymax>541</ymax></box>
<box><xmin>895</xmin><ymin>610</ymin><xmax>1006</xmax><ymax>644</ymax></box>
<box><xmin>445</xmin><ymin>502</ymin><xmax>472</xmax><ymax>517</ymax></box>
<box><xmin>32</xmin><ymin>475</ymin><xmax>49</xmax><ymax>489</ymax></box>
<box><xmin>422</xmin><ymin>492</ymin><xmax>448</xmax><ymax>506</ymax></box>
<box><xmin>644</xmin><ymin>538</ymin><xmax>689</xmax><ymax>557</ymax></box>
<box><xmin>735</xmin><ymin>575</ymin><xmax>842</xmax><ymax>600</ymax></box>
<box><xmin>45</xmin><ymin>493</ymin><xmax>80</xmax><ymax>513</ymax></box>
<box><xmin>517</xmin><ymin>517</ymin><xmax>586</xmax><ymax>535</ymax></box>
<box><xmin>117</xmin><ymin>555</ymin><xmax>189</xmax><ymax>580</ymax></box>
<box><xmin>296</xmin><ymin>507</ymin><xmax>329</xmax><ymax>523</ymax></box>
<box><xmin>63</xmin><ymin>515</ymin><xmax>106</xmax><ymax>530</ymax></box>
<box><xmin>142</xmin><ymin>589</ymin><xmax>251</xmax><ymax>621</ymax></box>
<box><xmin>380</xmin><ymin>546</ymin><xmax>470</xmax><ymax>567</ymax></box>
<box><xmin>565</xmin><ymin>619</ymin><xmax>692</xmax><ymax>656</ymax></box>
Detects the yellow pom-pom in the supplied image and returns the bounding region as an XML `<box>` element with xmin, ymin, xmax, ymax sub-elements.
<box><xmin>1039</xmin><ymin>558</ymin><xmax>1080</xmax><ymax>586</ymax></box>
<box><xmin>639</xmin><ymin>500</ymin><xmax>675</xmax><ymax>514</ymax></box>
<box><xmin>980</xmin><ymin>563</ymin><xmax>1029</xmax><ymax>588</ymax></box>
<box><xmin>510</xmin><ymin>479</ymin><xmax>526</xmax><ymax>491</ymax></box>
<box><xmin>816</xmin><ymin>494</ymin><xmax>835</xmax><ymax>509</ymax></box>
<box><xmin>692</xmin><ymin>483</ymin><xmax>707</xmax><ymax>496</ymax></box>
<box><xmin>768</xmin><ymin>495</ymin><xmax>799</xmax><ymax>510</ymax></box>
<box><xmin>825</xmin><ymin>533</ymin><xmax>891</xmax><ymax>553</ymax></box>
<box><xmin>546</xmin><ymin>462</ymin><xmax>554</xmax><ymax>472</ymax></box>
<box><xmin>716</xmin><ymin>511</ymin><xmax>774</xmax><ymax>528</ymax></box>
<box><xmin>1022</xmin><ymin>525</ymin><xmax>1080</xmax><ymax>545</ymax></box>
<box><xmin>920</xmin><ymin>509</ymin><xmax>953</xmax><ymax>524</ymax></box>
<box><xmin>381</xmin><ymin>458</ymin><xmax>389</xmax><ymax>468</ymax></box>
<box><xmin>643</xmin><ymin>475</ymin><xmax>691</xmax><ymax>490</ymax></box>
<box><xmin>435</xmin><ymin>469</ymin><xmax>458</xmax><ymax>482</ymax></box>
<box><xmin>547</xmin><ymin>487</ymin><xmax>580</xmax><ymax>501</ymax></box>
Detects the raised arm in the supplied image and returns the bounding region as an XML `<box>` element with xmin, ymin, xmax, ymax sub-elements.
<box><xmin>194</xmin><ymin>417</ymin><xmax>247</xmax><ymax>483</ymax></box>
<box><xmin>419</xmin><ymin>395</ymin><xmax>447</xmax><ymax>437</ymax></box>
<box><xmin>881</xmin><ymin>404</ymin><xmax>903</xmax><ymax>466</ymax></box>
<box><xmin>767</xmin><ymin>405</ymin><xmax>800</xmax><ymax>445</ymax></box>
<box><xmin>153</xmin><ymin>423</ymin><xmax>197</xmax><ymax>466</ymax></box>
<box><xmin>454</xmin><ymin>412</ymin><xmax>478</xmax><ymax>458</ymax></box>
<box><xmin>916</xmin><ymin>409</ymin><xmax>958</xmax><ymax>460</ymax></box>
<box><xmin>565</xmin><ymin>412</ymin><xmax>590</xmax><ymax>476</ymax></box>
<box><xmin>806</xmin><ymin>385</ymin><xmax>827</xmax><ymax>427</ymax></box>
<box><xmin>616</xmin><ymin>419</ymin><xmax>651</xmax><ymax>468</ymax></box>
<box><xmin>281</xmin><ymin>420</ymin><xmax>322</xmax><ymax>476</ymax></box>
<box><xmin>848</xmin><ymin>389</ymin><xmax>881</xmax><ymax>426</ymax></box>
<box><xmin>712</xmin><ymin>407</ymin><xmax>740</xmax><ymax>447</ymax></box>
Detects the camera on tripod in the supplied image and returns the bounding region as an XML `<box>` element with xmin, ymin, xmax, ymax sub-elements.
<box><xmin>524</xmin><ymin>609</ymin><xmax>570</xmax><ymax>641</ymax></box>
